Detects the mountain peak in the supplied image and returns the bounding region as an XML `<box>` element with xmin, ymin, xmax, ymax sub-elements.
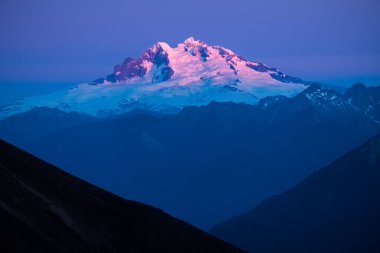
<box><xmin>0</xmin><ymin>38</ymin><xmax>310</xmax><ymax>118</ymax></box>
<box><xmin>345</xmin><ymin>82</ymin><xmax>368</xmax><ymax>96</ymax></box>
<box><xmin>352</xmin><ymin>82</ymin><xmax>367</xmax><ymax>89</ymax></box>
<box><xmin>92</xmin><ymin>37</ymin><xmax>308</xmax><ymax>88</ymax></box>
<box><xmin>184</xmin><ymin>37</ymin><xmax>204</xmax><ymax>47</ymax></box>
<box><xmin>302</xmin><ymin>83</ymin><xmax>323</xmax><ymax>93</ymax></box>
<box><xmin>153</xmin><ymin>41</ymin><xmax>171</xmax><ymax>51</ymax></box>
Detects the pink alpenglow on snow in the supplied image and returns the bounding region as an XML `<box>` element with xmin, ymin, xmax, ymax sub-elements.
<box><xmin>0</xmin><ymin>38</ymin><xmax>309</xmax><ymax>119</ymax></box>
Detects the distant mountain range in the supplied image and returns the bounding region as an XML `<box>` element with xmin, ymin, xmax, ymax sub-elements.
<box><xmin>0</xmin><ymin>37</ymin><xmax>310</xmax><ymax>118</ymax></box>
<box><xmin>0</xmin><ymin>107</ymin><xmax>98</xmax><ymax>146</ymax></box>
<box><xmin>0</xmin><ymin>139</ymin><xmax>242</xmax><ymax>253</ymax></box>
<box><xmin>1</xmin><ymin>83</ymin><xmax>379</xmax><ymax>229</ymax></box>
<box><xmin>211</xmin><ymin>134</ymin><xmax>380</xmax><ymax>253</ymax></box>
<box><xmin>1</xmin><ymin>36</ymin><xmax>379</xmax><ymax>252</ymax></box>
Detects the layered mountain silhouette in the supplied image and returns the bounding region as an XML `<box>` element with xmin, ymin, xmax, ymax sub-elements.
<box><xmin>2</xmin><ymin>83</ymin><xmax>379</xmax><ymax>229</ymax></box>
<box><xmin>0</xmin><ymin>107</ymin><xmax>97</xmax><ymax>146</ymax></box>
<box><xmin>211</xmin><ymin>135</ymin><xmax>380</xmax><ymax>253</ymax></box>
<box><xmin>0</xmin><ymin>139</ymin><xmax>243</xmax><ymax>253</ymax></box>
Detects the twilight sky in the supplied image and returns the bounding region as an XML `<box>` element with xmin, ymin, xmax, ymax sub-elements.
<box><xmin>0</xmin><ymin>0</ymin><xmax>379</xmax><ymax>87</ymax></box>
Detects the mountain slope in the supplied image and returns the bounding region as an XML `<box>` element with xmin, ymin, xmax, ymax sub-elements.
<box><xmin>0</xmin><ymin>139</ymin><xmax>243</xmax><ymax>253</ymax></box>
<box><xmin>20</xmin><ymin>84</ymin><xmax>380</xmax><ymax>229</ymax></box>
<box><xmin>0</xmin><ymin>107</ymin><xmax>97</xmax><ymax>146</ymax></box>
<box><xmin>211</xmin><ymin>135</ymin><xmax>380</xmax><ymax>253</ymax></box>
<box><xmin>0</xmin><ymin>38</ymin><xmax>308</xmax><ymax>119</ymax></box>
<box><xmin>344</xmin><ymin>83</ymin><xmax>380</xmax><ymax>123</ymax></box>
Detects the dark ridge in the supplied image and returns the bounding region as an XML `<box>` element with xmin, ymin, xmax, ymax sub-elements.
<box><xmin>211</xmin><ymin>135</ymin><xmax>380</xmax><ymax>253</ymax></box>
<box><xmin>0</xmin><ymin>107</ymin><xmax>97</xmax><ymax>146</ymax></box>
<box><xmin>246</xmin><ymin>62</ymin><xmax>274</xmax><ymax>72</ymax></box>
<box><xmin>270</xmin><ymin>72</ymin><xmax>303</xmax><ymax>83</ymax></box>
<box><xmin>0</xmin><ymin>139</ymin><xmax>243</xmax><ymax>253</ymax></box>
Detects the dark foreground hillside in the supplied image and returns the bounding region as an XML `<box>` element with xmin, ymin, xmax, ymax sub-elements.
<box><xmin>0</xmin><ymin>139</ymin><xmax>243</xmax><ymax>253</ymax></box>
<box><xmin>212</xmin><ymin>135</ymin><xmax>380</xmax><ymax>253</ymax></box>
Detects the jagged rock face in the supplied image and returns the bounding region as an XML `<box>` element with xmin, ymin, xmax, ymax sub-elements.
<box><xmin>92</xmin><ymin>43</ymin><xmax>174</xmax><ymax>84</ymax></box>
<box><xmin>300</xmin><ymin>85</ymin><xmax>348</xmax><ymax>110</ymax></box>
<box><xmin>112</xmin><ymin>57</ymin><xmax>148</xmax><ymax>80</ymax></box>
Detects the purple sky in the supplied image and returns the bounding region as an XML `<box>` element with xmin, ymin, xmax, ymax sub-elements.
<box><xmin>0</xmin><ymin>0</ymin><xmax>379</xmax><ymax>87</ymax></box>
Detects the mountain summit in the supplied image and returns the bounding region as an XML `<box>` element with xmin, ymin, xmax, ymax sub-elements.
<box><xmin>91</xmin><ymin>37</ymin><xmax>306</xmax><ymax>87</ymax></box>
<box><xmin>0</xmin><ymin>38</ymin><xmax>309</xmax><ymax>118</ymax></box>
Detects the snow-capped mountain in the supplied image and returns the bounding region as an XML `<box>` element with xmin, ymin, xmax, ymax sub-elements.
<box><xmin>0</xmin><ymin>37</ymin><xmax>309</xmax><ymax>118</ymax></box>
<box><xmin>257</xmin><ymin>83</ymin><xmax>380</xmax><ymax>124</ymax></box>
